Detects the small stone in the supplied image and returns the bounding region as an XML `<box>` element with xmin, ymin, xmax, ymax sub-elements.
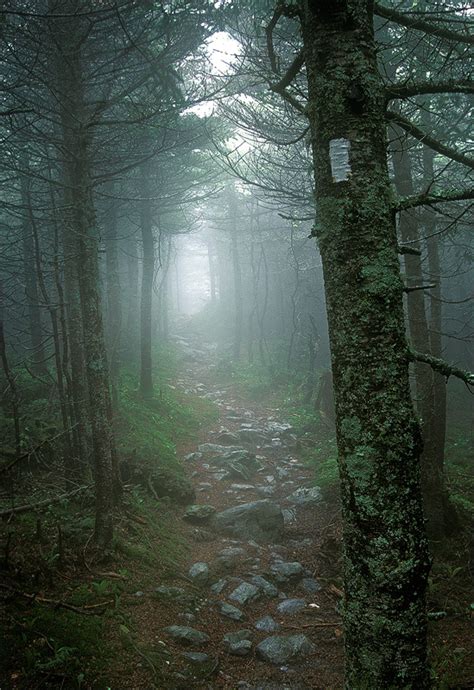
<box><xmin>181</xmin><ymin>652</ymin><xmax>210</xmax><ymax>664</ymax></box>
<box><xmin>230</xmin><ymin>483</ymin><xmax>255</xmax><ymax>491</ymax></box>
<box><xmin>301</xmin><ymin>578</ymin><xmax>322</xmax><ymax>594</ymax></box>
<box><xmin>219</xmin><ymin>602</ymin><xmax>245</xmax><ymax>621</ymax></box>
<box><xmin>223</xmin><ymin>629</ymin><xmax>253</xmax><ymax>654</ymax></box>
<box><xmin>184</xmin><ymin>504</ymin><xmax>216</xmax><ymax>523</ymax></box>
<box><xmin>269</xmin><ymin>561</ymin><xmax>304</xmax><ymax>584</ymax></box>
<box><xmin>216</xmin><ymin>431</ymin><xmax>241</xmax><ymax>444</ymax></box>
<box><xmin>229</xmin><ymin>582</ymin><xmax>260</xmax><ymax>606</ymax></box>
<box><xmin>210</xmin><ymin>578</ymin><xmax>228</xmax><ymax>594</ymax></box>
<box><xmin>277</xmin><ymin>598</ymin><xmax>306</xmax><ymax>615</ymax></box>
<box><xmin>154</xmin><ymin>585</ymin><xmax>187</xmax><ymax>601</ymax></box>
<box><xmin>188</xmin><ymin>562</ymin><xmax>209</xmax><ymax>586</ymax></box>
<box><xmin>133</xmin><ymin>591</ymin><xmax>144</xmax><ymax>597</ymax></box>
<box><xmin>250</xmin><ymin>575</ymin><xmax>279</xmax><ymax>598</ymax></box>
<box><xmin>256</xmin><ymin>634</ymin><xmax>315</xmax><ymax>665</ymax></box>
<box><xmin>164</xmin><ymin>626</ymin><xmax>210</xmax><ymax>646</ymax></box>
<box><xmin>255</xmin><ymin>615</ymin><xmax>280</xmax><ymax>632</ymax></box>
<box><xmin>184</xmin><ymin>452</ymin><xmax>203</xmax><ymax>462</ymax></box>
<box><xmin>286</xmin><ymin>487</ymin><xmax>322</xmax><ymax>506</ymax></box>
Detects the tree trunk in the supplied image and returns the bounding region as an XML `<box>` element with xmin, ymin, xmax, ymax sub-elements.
<box><xmin>104</xmin><ymin>185</ymin><xmax>122</xmax><ymax>408</ymax></box>
<box><xmin>124</xmin><ymin>233</ymin><xmax>139</xmax><ymax>363</ymax></box>
<box><xmin>139</xmin><ymin>160</ymin><xmax>154</xmax><ymax>398</ymax></box>
<box><xmin>53</xmin><ymin>15</ymin><xmax>116</xmax><ymax>547</ymax></box>
<box><xmin>300</xmin><ymin>3</ymin><xmax>430</xmax><ymax>686</ymax></box>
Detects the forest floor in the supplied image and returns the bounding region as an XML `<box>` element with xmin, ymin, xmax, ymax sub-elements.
<box><xmin>2</xmin><ymin>323</ymin><xmax>473</xmax><ymax>689</ymax></box>
<box><xmin>108</xmin><ymin>323</ymin><xmax>473</xmax><ymax>690</ymax></box>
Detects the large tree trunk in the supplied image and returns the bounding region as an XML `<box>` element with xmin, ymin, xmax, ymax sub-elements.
<box><xmin>300</xmin><ymin>3</ymin><xmax>430</xmax><ymax>686</ymax></box>
<box><xmin>53</xmin><ymin>13</ymin><xmax>116</xmax><ymax>547</ymax></box>
<box><xmin>139</xmin><ymin>160</ymin><xmax>154</xmax><ymax>398</ymax></box>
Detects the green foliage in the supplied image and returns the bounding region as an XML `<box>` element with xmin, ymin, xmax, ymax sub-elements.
<box><xmin>0</xmin><ymin>603</ymin><xmax>108</xmax><ymax>688</ymax></box>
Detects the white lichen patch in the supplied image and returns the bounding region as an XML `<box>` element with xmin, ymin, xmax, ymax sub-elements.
<box><xmin>329</xmin><ymin>138</ymin><xmax>351</xmax><ymax>182</ymax></box>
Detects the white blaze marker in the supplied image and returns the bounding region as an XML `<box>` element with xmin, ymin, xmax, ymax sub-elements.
<box><xmin>329</xmin><ymin>138</ymin><xmax>351</xmax><ymax>182</ymax></box>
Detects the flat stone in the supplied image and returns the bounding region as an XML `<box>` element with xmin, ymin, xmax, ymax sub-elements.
<box><xmin>184</xmin><ymin>452</ymin><xmax>203</xmax><ymax>462</ymax></box>
<box><xmin>154</xmin><ymin>586</ymin><xmax>187</xmax><ymax>601</ymax></box>
<box><xmin>213</xmin><ymin>500</ymin><xmax>284</xmax><ymax>543</ymax></box>
<box><xmin>301</xmin><ymin>578</ymin><xmax>322</xmax><ymax>594</ymax></box>
<box><xmin>228</xmin><ymin>639</ymin><xmax>252</xmax><ymax>656</ymax></box>
<box><xmin>238</xmin><ymin>428</ymin><xmax>267</xmax><ymax>447</ymax></box>
<box><xmin>269</xmin><ymin>561</ymin><xmax>304</xmax><ymax>584</ymax></box>
<box><xmin>286</xmin><ymin>487</ymin><xmax>322</xmax><ymax>506</ymax></box>
<box><xmin>181</xmin><ymin>652</ymin><xmax>210</xmax><ymax>664</ymax></box>
<box><xmin>256</xmin><ymin>634</ymin><xmax>315</xmax><ymax>665</ymax></box>
<box><xmin>250</xmin><ymin>575</ymin><xmax>279</xmax><ymax>598</ymax></box>
<box><xmin>183</xmin><ymin>504</ymin><xmax>216</xmax><ymax>524</ymax></box>
<box><xmin>255</xmin><ymin>616</ymin><xmax>280</xmax><ymax>632</ymax></box>
<box><xmin>229</xmin><ymin>582</ymin><xmax>260</xmax><ymax>606</ymax></box>
<box><xmin>198</xmin><ymin>443</ymin><xmax>244</xmax><ymax>456</ymax></box>
<box><xmin>256</xmin><ymin>485</ymin><xmax>276</xmax><ymax>497</ymax></box>
<box><xmin>230</xmin><ymin>483</ymin><xmax>255</xmax><ymax>491</ymax></box>
<box><xmin>188</xmin><ymin>562</ymin><xmax>209</xmax><ymax>586</ymax></box>
<box><xmin>219</xmin><ymin>602</ymin><xmax>245</xmax><ymax>621</ymax></box>
<box><xmin>210</xmin><ymin>578</ymin><xmax>228</xmax><ymax>594</ymax></box>
<box><xmin>164</xmin><ymin>626</ymin><xmax>210</xmax><ymax>646</ymax></box>
<box><xmin>276</xmin><ymin>598</ymin><xmax>306</xmax><ymax>615</ymax></box>
<box><xmin>215</xmin><ymin>431</ymin><xmax>241</xmax><ymax>444</ymax></box>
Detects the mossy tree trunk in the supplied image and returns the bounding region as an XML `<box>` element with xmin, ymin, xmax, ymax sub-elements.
<box><xmin>139</xmin><ymin>158</ymin><xmax>154</xmax><ymax>399</ymax></box>
<box><xmin>300</xmin><ymin>2</ymin><xmax>430</xmax><ymax>686</ymax></box>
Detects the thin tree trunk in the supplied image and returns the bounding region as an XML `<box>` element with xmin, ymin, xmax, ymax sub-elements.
<box><xmin>104</xmin><ymin>185</ymin><xmax>122</xmax><ymax>408</ymax></box>
<box><xmin>139</xmin><ymin>159</ymin><xmax>154</xmax><ymax>398</ymax></box>
<box><xmin>300</xmin><ymin>3</ymin><xmax>430</xmax><ymax>686</ymax></box>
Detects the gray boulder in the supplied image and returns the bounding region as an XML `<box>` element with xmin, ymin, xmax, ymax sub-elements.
<box><xmin>213</xmin><ymin>500</ymin><xmax>284</xmax><ymax>542</ymax></box>
<box><xmin>286</xmin><ymin>486</ymin><xmax>322</xmax><ymax>506</ymax></box>
<box><xmin>256</xmin><ymin>634</ymin><xmax>315</xmax><ymax>665</ymax></box>
<box><xmin>301</xmin><ymin>577</ymin><xmax>322</xmax><ymax>594</ymax></box>
<box><xmin>255</xmin><ymin>616</ymin><xmax>280</xmax><ymax>632</ymax></box>
<box><xmin>183</xmin><ymin>504</ymin><xmax>216</xmax><ymax>523</ymax></box>
<box><xmin>276</xmin><ymin>598</ymin><xmax>306</xmax><ymax>615</ymax></box>
<box><xmin>164</xmin><ymin>626</ymin><xmax>210</xmax><ymax>646</ymax></box>
<box><xmin>223</xmin><ymin>629</ymin><xmax>253</xmax><ymax>656</ymax></box>
<box><xmin>250</xmin><ymin>575</ymin><xmax>279</xmax><ymax>598</ymax></box>
<box><xmin>229</xmin><ymin>582</ymin><xmax>260</xmax><ymax>606</ymax></box>
<box><xmin>188</xmin><ymin>562</ymin><xmax>209</xmax><ymax>586</ymax></box>
<box><xmin>269</xmin><ymin>561</ymin><xmax>304</xmax><ymax>584</ymax></box>
<box><xmin>218</xmin><ymin>602</ymin><xmax>245</xmax><ymax>621</ymax></box>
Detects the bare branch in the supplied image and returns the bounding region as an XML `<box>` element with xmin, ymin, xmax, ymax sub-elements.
<box><xmin>395</xmin><ymin>187</ymin><xmax>474</xmax><ymax>211</ymax></box>
<box><xmin>387</xmin><ymin>111</ymin><xmax>474</xmax><ymax>169</ymax></box>
<box><xmin>409</xmin><ymin>350</ymin><xmax>474</xmax><ymax>386</ymax></box>
<box><xmin>404</xmin><ymin>283</ymin><xmax>436</xmax><ymax>293</ymax></box>
<box><xmin>375</xmin><ymin>3</ymin><xmax>474</xmax><ymax>45</ymax></box>
<box><xmin>386</xmin><ymin>79</ymin><xmax>474</xmax><ymax>100</ymax></box>
<box><xmin>398</xmin><ymin>245</ymin><xmax>422</xmax><ymax>256</ymax></box>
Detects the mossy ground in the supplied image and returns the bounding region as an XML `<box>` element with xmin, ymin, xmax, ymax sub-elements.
<box><xmin>0</xmin><ymin>343</ymin><xmax>218</xmax><ymax>689</ymax></box>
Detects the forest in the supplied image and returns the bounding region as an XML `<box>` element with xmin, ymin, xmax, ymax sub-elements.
<box><xmin>0</xmin><ymin>1</ymin><xmax>472</xmax><ymax>688</ymax></box>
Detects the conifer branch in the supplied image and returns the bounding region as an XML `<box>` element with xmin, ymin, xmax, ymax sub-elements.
<box><xmin>409</xmin><ymin>350</ymin><xmax>474</xmax><ymax>386</ymax></box>
<box><xmin>374</xmin><ymin>4</ymin><xmax>474</xmax><ymax>45</ymax></box>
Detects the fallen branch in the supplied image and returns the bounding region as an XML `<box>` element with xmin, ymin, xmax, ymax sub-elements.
<box><xmin>409</xmin><ymin>350</ymin><xmax>474</xmax><ymax>386</ymax></box>
<box><xmin>0</xmin><ymin>583</ymin><xmax>109</xmax><ymax>615</ymax></box>
<box><xmin>404</xmin><ymin>283</ymin><xmax>436</xmax><ymax>293</ymax></box>
<box><xmin>0</xmin><ymin>485</ymin><xmax>91</xmax><ymax>518</ymax></box>
<box><xmin>398</xmin><ymin>244</ymin><xmax>422</xmax><ymax>256</ymax></box>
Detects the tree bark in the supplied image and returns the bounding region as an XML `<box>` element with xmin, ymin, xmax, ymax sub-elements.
<box><xmin>104</xmin><ymin>184</ymin><xmax>122</xmax><ymax>408</ymax></box>
<box><xmin>139</xmin><ymin>159</ymin><xmax>154</xmax><ymax>398</ymax></box>
<box><xmin>300</xmin><ymin>2</ymin><xmax>430</xmax><ymax>686</ymax></box>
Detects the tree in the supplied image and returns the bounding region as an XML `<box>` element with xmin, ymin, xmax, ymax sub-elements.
<box><xmin>263</xmin><ymin>1</ymin><xmax>473</xmax><ymax>686</ymax></box>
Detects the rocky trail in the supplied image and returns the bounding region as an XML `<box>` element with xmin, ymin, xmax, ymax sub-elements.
<box><xmin>123</xmin><ymin>331</ymin><xmax>345</xmax><ymax>689</ymax></box>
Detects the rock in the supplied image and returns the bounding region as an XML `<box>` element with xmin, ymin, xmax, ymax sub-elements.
<box><xmin>164</xmin><ymin>626</ymin><xmax>210</xmax><ymax>646</ymax></box>
<box><xmin>215</xmin><ymin>546</ymin><xmax>246</xmax><ymax>570</ymax></box>
<box><xmin>184</xmin><ymin>452</ymin><xmax>203</xmax><ymax>462</ymax></box>
<box><xmin>178</xmin><ymin>612</ymin><xmax>196</xmax><ymax>623</ymax></box>
<box><xmin>230</xmin><ymin>483</ymin><xmax>255</xmax><ymax>491</ymax></box>
<box><xmin>256</xmin><ymin>485</ymin><xmax>276</xmax><ymax>497</ymax></box>
<box><xmin>256</xmin><ymin>634</ymin><xmax>315</xmax><ymax>665</ymax></box>
<box><xmin>255</xmin><ymin>616</ymin><xmax>280</xmax><ymax>632</ymax></box>
<box><xmin>198</xmin><ymin>443</ymin><xmax>243</xmax><ymax>456</ymax></box>
<box><xmin>218</xmin><ymin>602</ymin><xmax>245</xmax><ymax>621</ymax></box>
<box><xmin>282</xmin><ymin>508</ymin><xmax>297</xmax><ymax>525</ymax></box>
<box><xmin>188</xmin><ymin>562</ymin><xmax>209</xmax><ymax>586</ymax></box>
<box><xmin>183</xmin><ymin>504</ymin><xmax>216</xmax><ymax>524</ymax></box>
<box><xmin>229</xmin><ymin>582</ymin><xmax>260</xmax><ymax>606</ymax></box>
<box><xmin>269</xmin><ymin>561</ymin><xmax>304</xmax><ymax>584</ymax></box>
<box><xmin>276</xmin><ymin>467</ymin><xmax>290</xmax><ymax>479</ymax></box>
<box><xmin>276</xmin><ymin>598</ymin><xmax>306</xmax><ymax>615</ymax></box>
<box><xmin>286</xmin><ymin>487</ymin><xmax>322</xmax><ymax>506</ymax></box>
<box><xmin>213</xmin><ymin>500</ymin><xmax>284</xmax><ymax>542</ymax></box>
<box><xmin>215</xmin><ymin>431</ymin><xmax>241</xmax><ymax>445</ymax></box>
<box><xmin>250</xmin><ymin>575</ymin><xmax>279</xmax><ymax>598</ymax></box>
<box><xmin>267</xmin><ymin>422</ymin><xmax>293</xmax><ymax>436</ymax></box>
<box><xmin>210</xmin><ymin>578</ymin><xmax>228</xmax><ymax>594</ymax></box>
<box><xmin>181</xmin><ymin>652</ymin><xmax>210</xmax><ymax>664</ymax></box>
<box><xmin>223</xmin><ymin>629</ymin><xmax>253</xmax><ymax>656</ymax></box>
<box><xmin>149</xmin><ymin>468</ymin><xmax>195</xmax><ymax>505</ymax></box>
<box><xmin>238</xmin><ymin>428</ymin><xmax>267</xmax><ymax>447</ymax></box>
<box><xmin>154</xmin><ymin>586</ymin><xmax>187</xmax><ymax>601</ymax></box>
<box><xmin>301</xmin><ymin>578</ymin><xmax>322</xmax><ymax>594</ymax></box>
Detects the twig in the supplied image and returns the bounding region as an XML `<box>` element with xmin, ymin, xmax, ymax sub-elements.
<box><xmin>0</xmin><ymin>485</ymin><xmax>91</xmax><ymax>518</ymax></box>
<box><xmin>0</xmin><ymin>583</ymin><xmax>108</xmax><ymax>615</ymax></box>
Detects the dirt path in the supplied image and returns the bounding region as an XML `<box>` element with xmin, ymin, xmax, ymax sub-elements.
<box><xmin>128</xmin><ymin>332</ymin><xmax>345</xmax><ymax>689</ymax></box>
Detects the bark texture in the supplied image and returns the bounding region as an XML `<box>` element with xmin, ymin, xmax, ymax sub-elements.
<box><xmin>300</xmin><ymin>1</ymin><xmax>430</xmax><ymax>686</ymax></box>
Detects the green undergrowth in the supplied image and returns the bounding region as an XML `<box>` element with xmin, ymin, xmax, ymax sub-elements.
<box><xmin>0</xmin><ymin>342</ymin><xmax>215</xmax><ymax>689</ymax></box>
